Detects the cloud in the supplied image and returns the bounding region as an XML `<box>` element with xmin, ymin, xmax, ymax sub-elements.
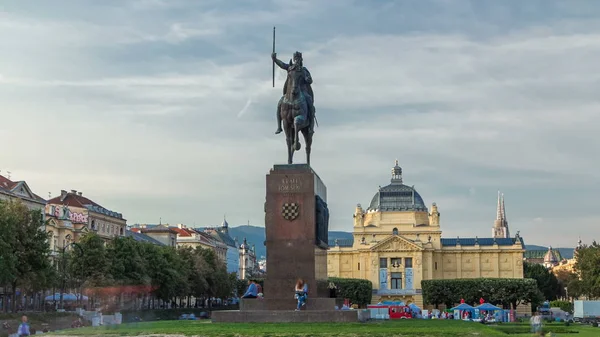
<box><xmin>1</xmin><ymin>0</ymin><xmax>599</xmax><ymax>247</ymax></box>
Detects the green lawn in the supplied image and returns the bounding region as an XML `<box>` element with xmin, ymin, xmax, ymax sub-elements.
<box><xmin>49</xmin><ymin>319</ymin><xmax>599</xmax><ymax>337</ymax></box>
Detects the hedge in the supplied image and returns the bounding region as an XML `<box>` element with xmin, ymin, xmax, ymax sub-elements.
<box><xmin>421</xmin><ymin>278</ymin><xmax>541</xmax><ymax>309</ymax></box>
<box><xmin>550</xmin><ymin>300</ymin><xmax>573</xmax><ymax>313</ymax></box>
<box><xmin>328</xmin><ymin>277</ymin><xmax>373</xmax><ymax>307</ymax></box>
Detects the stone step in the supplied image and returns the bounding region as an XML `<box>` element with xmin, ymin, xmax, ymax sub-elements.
<box><xmin>240</xmin><ymin>297</ymin><xmax>342</xmax><ymax>311</ymax></box>
<box><xmin>212</xmin><ymin>309</ymin><xmax>359</xmax><ymax>323</ymax></box>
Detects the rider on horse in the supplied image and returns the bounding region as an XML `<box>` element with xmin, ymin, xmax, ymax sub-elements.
<box><xmin>272</xmin><ymin>51</ymin><xmax>315</xmax><ymax>135</ymax></box>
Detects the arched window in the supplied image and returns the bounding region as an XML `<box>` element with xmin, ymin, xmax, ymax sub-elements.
<box><xmin>91</xmin><ymin>220</ymin><xmax>96</xmax><ymax>230</ymax></box>
<box><xmin>120</xmin><ymin>227</ymin><xmax>124</xmax><ymax>236</ymax></box>
<box><xmin>392</xmin><ymin>228</ymin><xmax>398</xmax><ymax>235</ymax></box>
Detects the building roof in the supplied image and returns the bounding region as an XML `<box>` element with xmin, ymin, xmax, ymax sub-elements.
<box><xmin>524</xmin><ymin>249</ymin><xmax>563</xmax><ymax>261</ymax></box>
<box><xmin>440</xmin><ymin>237</ymin><xmax>525</xmax><ymax>247</ymax></box>
<box><xmin>125</xmin><ymin>230</ymin><xmax>165</xmax><ymax>246</ymax></box>
<box><xmin>171</xmin><ymin>227</ymin><xmax>193</xmax><ymax>237</ymax></box>
<box><xmin>0</xmin><ymin>174</ymin><xmax>46</xmax><ymax>204</ymax></box>
<box><xmin>367</xmin><ymin>161</ymin><xmax>428</xmax><ymax>213</ymax></box>
<box><xmin>47</xmin><ymin>190</ymin><xmax>124</xmax><ymax>220</ymax></box>
<box><xmin>329</xmin><ymin>238</ymin><xmax>354</xmax><ymax>247</ymax></box>
<box><xmin>329</xmin><ymin>236</ymin><xmax>525</xmax><ymax>248</ymax></box>
<box><xmin>141</xmin><ymin>224</ymin><xmax>178</xmax><ymax>234</ymax></box>
<box><xmin>197</xmin><ymin>227</ymin><xmax>237</xmax><ymax>247</ymax></box>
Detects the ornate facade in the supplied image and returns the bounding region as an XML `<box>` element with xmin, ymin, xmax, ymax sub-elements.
<box><xmin>327</xmin><ymin>161</ymin><xmax>525</xmax><ymax>308</ymax></box>
<box><xmin>46</xmin><ymin>189</ymin><xmax>126</xmax><ymax>253</ymax></box>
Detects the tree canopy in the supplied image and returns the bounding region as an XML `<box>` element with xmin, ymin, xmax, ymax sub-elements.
<box><xmin>524</xmin><ymin>261</ymin><xmax>561</xmax><ymax>301</ymax></box>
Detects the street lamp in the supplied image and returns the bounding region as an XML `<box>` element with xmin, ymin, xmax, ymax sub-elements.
<box><xmin>59</xmin><ymin>242</ymin><xmax>83</xmax><ymax>311</ymax></box>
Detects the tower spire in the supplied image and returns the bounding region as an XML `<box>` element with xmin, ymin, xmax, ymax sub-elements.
<box><xmin>501</xmin><ymin>193</ymin><xmax>507</xmax><ymax>221</ymax></box>
<box><xmin>496</xmin><ymin>190</ymin><xmax>502</xmax><ymax>220</ymax></box>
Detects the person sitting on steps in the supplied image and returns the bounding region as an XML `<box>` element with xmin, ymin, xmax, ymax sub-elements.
<box><xmin>294</xmin><ymin>278</ymin><xmax>308</xmax><ymax>311</ymax></box>
<box><xmin>242</xmin><ymin>280</ymin><xmax>258</xmax><ymax>299</ymax></box>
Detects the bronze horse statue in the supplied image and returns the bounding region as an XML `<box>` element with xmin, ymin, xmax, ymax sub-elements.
<box><xmin>280</xmin><ymin>62</ymin><xmax>313</xmax><ymax>165</ymax></box>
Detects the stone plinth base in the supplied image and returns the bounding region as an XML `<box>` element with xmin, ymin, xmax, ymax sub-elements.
<box><xmin>211</xmin><ymin>310</ymin><xmax>359</xmax><ymax>323</ymax></box>
<box><xmin>240</xmin><ymin>298</ymin><xmax>342</xmax><ymax>311</ymax></box>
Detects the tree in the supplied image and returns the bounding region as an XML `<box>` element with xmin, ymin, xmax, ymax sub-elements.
<box><xmin>0</xmin><ymin>200</ymin><xmax>53</xmax><ymax>311</ymax></box>
<box><xmin>554</xmin><ymin>269</ymin><xmax>578</xmax><ymax>299</ymax></box>
<box><xmin>573</xmin><ymin>242</ymin><xmax>600</xmax><ymax>299</ymax></box>
<box><xmin>524</xmin><ymin>262</ymin><xmax>561</xmax><ymax>301</ymax></box>
<box><xmin>69</xmin><ymin>233</ymin><xmax>110</xmax><ymax>287</ymax></box>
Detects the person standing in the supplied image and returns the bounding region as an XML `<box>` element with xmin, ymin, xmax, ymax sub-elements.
<box><xmin>530</xmin><ymin>312</ymin><xmax>542</xmax><ymax>335</ymax></box>
<box><xmin>17</xmin><ymin>315</ymin><xmax>30</xmax><ymax>337</ymax></box>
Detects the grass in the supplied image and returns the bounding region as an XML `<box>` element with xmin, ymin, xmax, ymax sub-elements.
<box><xmin>48</xmin><ymin>319</ymin><xmax>600</xmax><ymax>337</ymax></box>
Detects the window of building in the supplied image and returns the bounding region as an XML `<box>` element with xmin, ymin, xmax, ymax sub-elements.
<box><xmin>379</xmin><ymin>258</ymin><xmax>387</xmax><ymax>268</ymax></box>
<box><xmin>120</xmin><ymin>227</ymin><xmax>124</xmax><ymax>236</ymax></box>
<box><xmin>358</xmin><ymin>262</ymin><xmax>361</xmax><ymax>270</ymax></box>
<box><xmin>392</xmin><ymin>227</ymin><xmax>398</xmax><ymax>235</ymax></box>
<box><xmin>405</xmin><ymin>257</ymin><xmax>413</xmax><ymax>268</ymax></box>
<box><xmin>391</xmin><ymin>258</ymin><xmax>401</xmax><ymax>268</ymax></box>
<box><xmin>391</xmin><ymin>272</ymin><xmax>402</xmax><ymax>289</ymax></box>
<box><xmin>91</xmin><ymin>220</ymin><xmax>96</xmax><ymax>230</ymax></box>
<box><xmin>434</xmin><ymin>262</ymin><xmax>438</xmax><ymax>270</ymax></box>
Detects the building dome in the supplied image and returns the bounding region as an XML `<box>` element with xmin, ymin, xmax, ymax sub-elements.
<box><xmin>221</xmin><ymin>216</ymin><xmax>229</xmax><ymax>228</ymax></box>
<box><xmin>544</xmin><ymin>246</ymin><xmax>558</xmax><ymax>264</ymax></box>
<box><xmin>367</xmin><ymin>160</ymin><xmax>428</xmax><ymax>212</ymax></box>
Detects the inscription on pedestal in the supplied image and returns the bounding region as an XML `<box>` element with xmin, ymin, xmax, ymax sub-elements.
<box><xmin>277</xmin><ymin>177</ymin><xmax>304</xmax><ymax>193</ymax></box>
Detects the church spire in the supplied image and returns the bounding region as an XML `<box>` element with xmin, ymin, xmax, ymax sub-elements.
<box><xmin>501</xmin><ymin>193</ymin><xmax>507</xmax><ymax>221</ymax></box>
<box><xmin>496</xmin><ymin>190</ymin><xmax>502</xmax><ymax>221</ymax></box>
<box><xmin>391</xmin><ymin>159</ymin><xmax>403</xmax><ymax>184</ymax></box>
<box><xmin>493</xmin><ymin>190</ymin><xmax>510</xmax><ymax>238</ymax></box>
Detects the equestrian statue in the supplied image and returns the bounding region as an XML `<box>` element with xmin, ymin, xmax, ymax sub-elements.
<box><xmin>271</xmin><ymin>28</ymin><xmax>317</xmax><ymax>165</ymax></box>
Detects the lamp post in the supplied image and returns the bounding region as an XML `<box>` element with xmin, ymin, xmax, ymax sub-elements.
<box><xmin>59</xmin><ymin>242</ymin><xmax>83</xmax><ymax>311</ymax></box>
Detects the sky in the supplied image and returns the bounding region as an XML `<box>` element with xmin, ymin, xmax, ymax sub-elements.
<box><xmin>1</xmin><ymin>0</ymin><xmax>599</xmax><ymax>247</ymax></box>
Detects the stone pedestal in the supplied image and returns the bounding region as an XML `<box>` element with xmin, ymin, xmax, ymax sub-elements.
<box><xmin>212</xmin><ymin>164</ymin><xmax>358</xmax><ymax>323</ymax></box>
<box><xmin>264</xmin><ymin>164</ymin><xmax>329</xmax><ymax>299</ymax></box>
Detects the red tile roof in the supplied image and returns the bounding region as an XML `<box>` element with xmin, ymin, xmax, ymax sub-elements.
<box><xmin>47</xmin><ymin>192</ymin><xmax>102</xmax><ymax>209</ymax></box>
<box><xmin>170</xmin><ymin>227</ymin><xmax>192</xmax><ymax>237</ymax></box>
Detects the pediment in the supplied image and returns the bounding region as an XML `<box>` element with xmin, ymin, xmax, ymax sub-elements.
<box><xmin>371</xmin><ymin>235</ymin><xmax>423</xmax><ymax>252</ymax></box>
<box><xmin>11</xmin><ymin>181</ymin><xmax>35</xmax><ymax>199</ymax></box>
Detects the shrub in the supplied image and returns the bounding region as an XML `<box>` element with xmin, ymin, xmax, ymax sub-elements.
<box><xmin>328</xmin><ymin>277</ymin><xmax>372</xmax><ymax>307</ymax></box>
<box><xmin>549</xmin><ymin>300</ymin><xmax>573</xmax><ymax>313</ymax></box>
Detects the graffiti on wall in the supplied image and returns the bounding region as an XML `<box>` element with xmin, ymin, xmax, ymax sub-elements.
<box><xmin>48</xmin><ymin>205</ymin><xmax>89</xmax><ymax>224</ymax></box>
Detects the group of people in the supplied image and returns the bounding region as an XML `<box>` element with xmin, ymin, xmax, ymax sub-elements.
<box><xmin>242</xmin><ymin>278</ymin><xmax>308</xmax><ymax>311</ymax></box>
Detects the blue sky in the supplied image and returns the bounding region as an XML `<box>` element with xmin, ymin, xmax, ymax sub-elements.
<box><xmin>1</xmin><ymin>0</ymin><xmax>599</xmax><ymax>247</ymax></box>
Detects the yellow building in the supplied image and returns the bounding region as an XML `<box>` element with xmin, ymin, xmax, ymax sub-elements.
<box><xmin>327</xmin><ymin>161</ymin><xmax>525</xmax><ymax>308</ymax></box>
<box><xmin>46</xmin><ymin>189</ymin><xmax>127</xmax><ymax>253</ymax></box>
<box><xmin>551</xmin><ymin>239</ymin><xmax>582</xmax><ymax>276</ymax></box>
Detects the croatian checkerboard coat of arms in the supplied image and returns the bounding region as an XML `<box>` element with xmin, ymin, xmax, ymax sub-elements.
<box><xmin>281</xmin><ymin>202</ymin><xmax>299</xmax><ymax>221</ymax></box>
